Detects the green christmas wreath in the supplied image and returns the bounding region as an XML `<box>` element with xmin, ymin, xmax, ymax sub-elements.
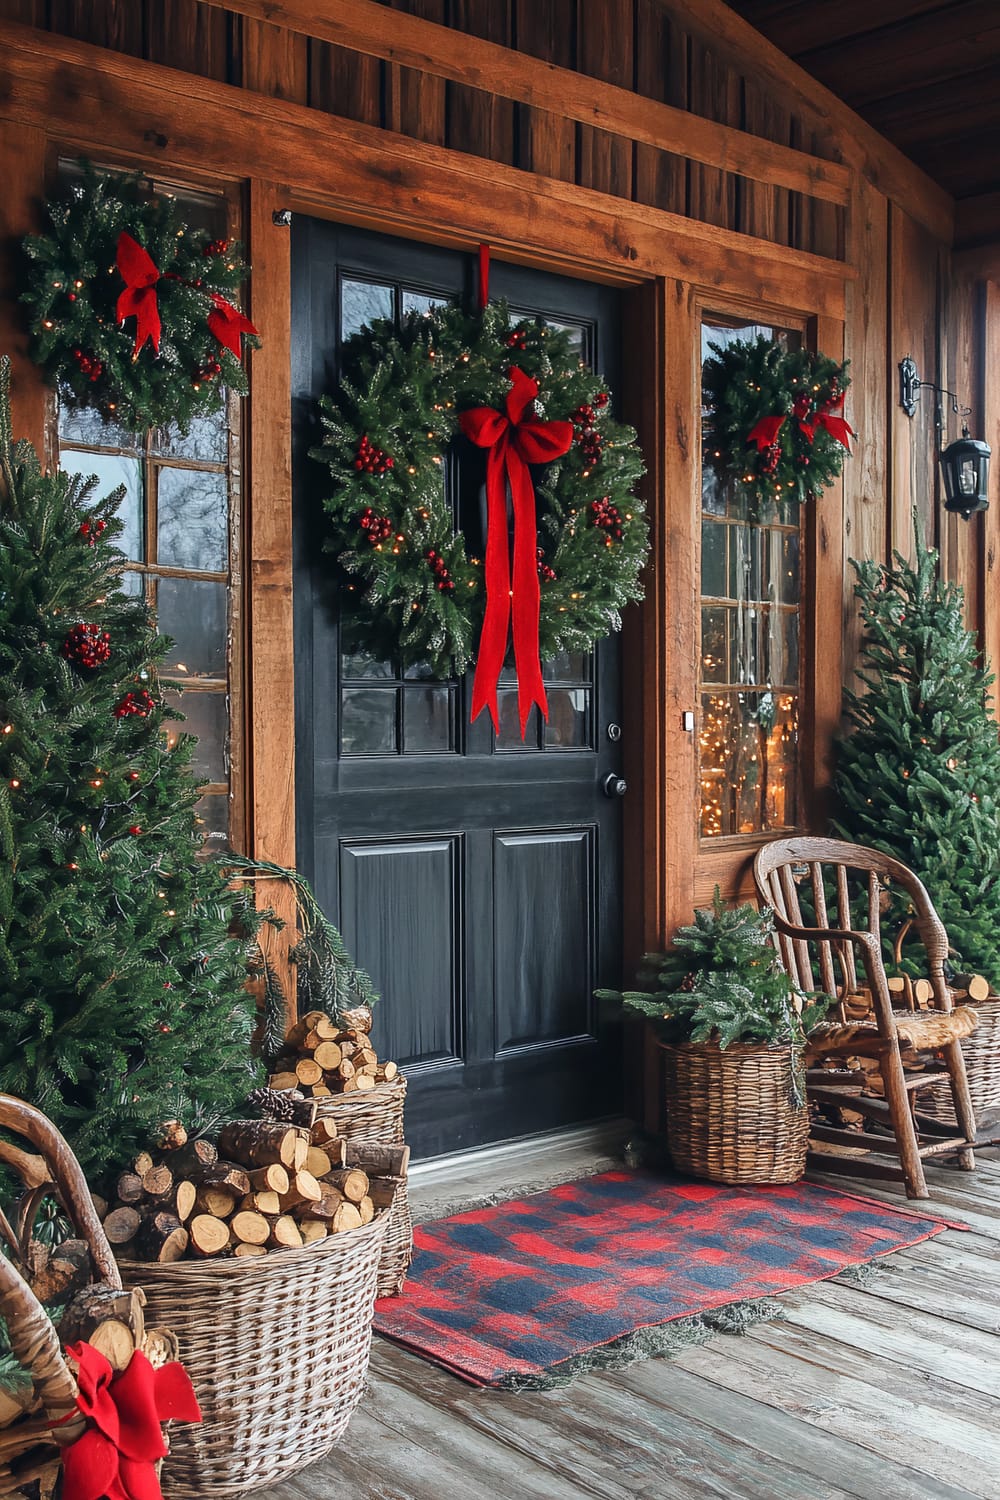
<box><xmin>311</xmin><ymin>300</ymin><xmax>648</xmax><ymax>713</ymax></box>
<box><xmin>702</xmin><ymin>335</ymin><xmax>853</xmax><ymax>511</ymax></box>
<box><xmin>22</xmin><ymin>163</ymin><xmax>260</xmax><ymax>435</ymax></box>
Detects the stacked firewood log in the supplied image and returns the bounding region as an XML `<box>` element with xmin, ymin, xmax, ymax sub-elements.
<box><xmin>98</xmin><ymin>1117</ymin><xmax>405</xmax><ymax>1263</ymax></box>
<box><xmin>267</xmin><ymin>1007</ymin><xmax>399</xmax><ymax>1098</ymax></box>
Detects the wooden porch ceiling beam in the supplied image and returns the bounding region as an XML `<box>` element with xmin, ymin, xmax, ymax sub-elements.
<box><xmin>657</xmin><ymin>0</ymin><xmax>955</xmax><ymax>247</ymax></box>
<box><xmin>195</xmin><ymin>0</ymin><xmax>851</xmax><ymax>209</ymax></box>
<box><xmin>0</xmin><ymin>19</ymin><xmax>848</xmax><ymax>317</ymax></box>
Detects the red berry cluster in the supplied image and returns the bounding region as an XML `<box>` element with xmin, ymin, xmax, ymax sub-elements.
<box><xmin>506</xmin><ymin>329</ymin><xmax>528</xmax><ymax>350</ymax></box>
<box><xmin>792</xmin><ymin>392</ymin><xmax>812</xmax><ymax>421</ymax></box>
<box><xmin>72</xmin><ymin>348</ymin><xmax>104</xmax><ymax>383</ymax></box>
<box><xmin>590</xmin><ymin>497</ymin><xmax>623</xmax><ymax>541</ymax></box>
<box><xmin>114</xmin><ymin>689</ymin><xmax>155</xmax><ymax>720</ymax></box>
<box><xmin>761</xmin><ymin>442</ymin><xmax>782</xmax><ymax>475</ymax></box>
<box><xmin>193</xmin><ymin>357</ymin><xmax>223</xmax><ymax>385</ymax></box>
<box><xmin>571</xmin><ymin>403</ymin><xmax>604</xmax><ymax>468</ymax></box>
<box><xmin>426</xmin><ymin>548</ymin><xmax>455</xmax><ymax>593</ymax></box>
<box><xmin>822</xmin><ymin>383</ymin><xmax>842</xmax><ymax>410</ymax></box>
<box><xmin>359</xmin><ymin>508</ymin><xmax>393</xmax><ymax>544</ymax></box>
<box><xmin>62</xmin><ymin>623</ymin><xmax>111</xmax><ymax>669</ymax></box>
<box><xmin>78</xmin><ymin>518</ymin><xmax>107</xmax><ymax>546</ymax></box>
<box><xmin>202</xmin><ymin>238</ymin><xmax>231</xmax><ymax>257</ymax></box>
<box><xmin>536</xmin><ymin>548</ymin><xmax>556</xmax><ymax>582</ymax></box>
<box><xmin>355</xmin><ymin>435</ymin><xmax>394</xmax><ymax>475</ymax></box>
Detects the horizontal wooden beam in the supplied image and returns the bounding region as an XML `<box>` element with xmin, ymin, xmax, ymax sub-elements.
<box><xmin>657</xmin><ymin>0</ymin><xmax>955</xmax><ymax>246</ymax></box>
<box><xmin>0</xmin><ymin>20</ymin><xmax>848</xmax><ymax>317</ymax></box>
<box><xmin>197</xmin><ymin>0</ymin><xmax>851</xmax><ymax>208</ymax></box>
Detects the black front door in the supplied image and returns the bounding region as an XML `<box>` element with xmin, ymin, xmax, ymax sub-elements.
<box><xmin>291</xmin><ymin>220</ymin><xmax>626</xmax><ymax>1159</ymax></box>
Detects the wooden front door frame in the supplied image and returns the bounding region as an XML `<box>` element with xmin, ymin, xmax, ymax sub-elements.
<box><xmin>0</xmin><ymin>20</ymin><xmax>851</xmax><ymax>961</ymax></box>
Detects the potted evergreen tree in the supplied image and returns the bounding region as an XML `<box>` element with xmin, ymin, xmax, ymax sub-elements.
<box><xmin>600</xmin><ymin>892</ymin><xmax>827</xmax><ymax>1184</ymax></box>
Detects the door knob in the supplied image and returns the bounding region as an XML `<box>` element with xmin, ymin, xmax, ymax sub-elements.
<box><xmin>602</xmin><ymin>772</ymin><xmax>627</xmax><ymax>798</ymax></box>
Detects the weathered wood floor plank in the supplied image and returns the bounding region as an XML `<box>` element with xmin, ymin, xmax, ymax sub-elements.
<box><xmin>256</xmin><ymin>1152</ymin><xmax>1000</xmax><ymax>1500</ymax></box>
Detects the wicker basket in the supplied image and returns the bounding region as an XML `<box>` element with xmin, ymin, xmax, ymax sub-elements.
<box><xmin>918</xmin><ymin>995</ymin><xmax>1000</xmax><ymax>1127</ymax></box>
<box><xmin>662</xmin><ymin>1040</ymin><xmax>810</xmax><ymax>1185</ymax></box>
<box><xmin>119</xmin><ymin>1188</ymin><xmax>393</xmax><ymax>1500</ymax></box>
<box><xmin>313</xmin><ymin>1075</ymin><xmax>412</xmax><ymax>1297</ymax></box>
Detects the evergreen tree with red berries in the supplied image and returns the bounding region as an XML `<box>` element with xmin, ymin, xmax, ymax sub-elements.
<box><xmin>0</xmin><ymin>358</ymin><xmax>258</xmax><ymax>1185</ymax></box>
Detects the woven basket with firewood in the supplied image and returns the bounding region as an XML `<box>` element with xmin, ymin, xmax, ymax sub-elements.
<box><xmin>0</xmin><ymin>1095</ymin><xmax>188</xmax><ymax>1497</ymax></box>
<box><xmin>266</xmin><ymin>1007</ymin><xmax>413</xmax><ymax>1297</ymax></box>
<box><xmin>106</xmin><ymin>1117</ymin><xmax>398</xmax><ymax>1499</ymax></box>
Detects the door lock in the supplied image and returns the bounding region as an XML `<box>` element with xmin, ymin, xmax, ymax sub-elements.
<box><xmin>602</xmin><ymin>772</ymin><xmax>628</xmax><ymax>799</ymax></box>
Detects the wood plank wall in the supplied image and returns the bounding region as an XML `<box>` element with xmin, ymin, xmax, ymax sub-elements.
<box><xmin>0</xmin><ymin>0</ymin><xmax>993</xmax><ymax>927</ymax></box>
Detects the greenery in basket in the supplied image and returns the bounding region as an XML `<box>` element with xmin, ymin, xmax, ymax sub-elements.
<box><xmin>597</xmin><ymin>889</ymin><xmax>828</xmax><ymax>1051</ymax></box>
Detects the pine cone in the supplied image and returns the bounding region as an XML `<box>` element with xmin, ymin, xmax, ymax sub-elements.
<box><xmin>247</xmin><ymin>1086</ymin><xmax>314</xmax><ymax>1127</ymax></box>
<box><xmin>677</xmin><ymin>972</ymin><xmax>698</xmax><ymax>993</ymax></box>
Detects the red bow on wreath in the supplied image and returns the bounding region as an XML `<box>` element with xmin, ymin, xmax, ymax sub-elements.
<box><xmin>459</xmin><ymin>367</ymin><xmax>573</xmax><ymax>736</ymax></box>
<box><xmin>60</xmin><ymin>1340</ymin><xmax>201</xmax><ymax>1500</ymax></box>
<box><xmin>207</xmin><ymin>293</ymin><xmax>259</xmax><ymax>359</ymax></box>
<box><xmin>747</xmin><ymin>396</ymin><xmax>853</xmax><ymax>454</ymax></box>
<box><xmin>115</xmin><ymin>232</ymin><xmax>163</xmax><ymax>359</ymax></box>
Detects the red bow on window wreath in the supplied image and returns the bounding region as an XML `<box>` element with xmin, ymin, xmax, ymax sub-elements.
<box><xmin>115</xmin><ymin>231</ymin><xmax>258</xmax><ymax>364</ymax></box>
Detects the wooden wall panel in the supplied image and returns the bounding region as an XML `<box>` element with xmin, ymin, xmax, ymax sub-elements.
<box><xmin>513</xmin><ymin>0</ymin><xmax>575</xmax><ymax>184</ymax></box>
<box><xmin>633</xmin><ymin>0</ymin><xmax>687</xmax><ymax>217</ymax></box>
<box><xmin>889</xmin><ymin>203</ymin><xmax>939</xmax><ymax>561</ymax></box>
<box><xmin>446</xmin><ymin>0</ymin><xmax>514</xmax><ymax>167</ymax></box>
<box><xmin>48</xmin><ymin>0</ymin><xmax>142</xmax><ymax>56</ymax></box>
<box><xmin>385</xmin><ymin>0</ymin><xmax>446</xmax><ymax>146</ymax></box>
<box><xmin>240</xmin><ymin>17</ymin><xmax>308</xmax><ymax>102</ymax></box>
<box><xmin>0</xmin><ymin>121</ymin><xmax>48</xmax><ymax>452</ymax></box>
<box><xmin>576</xmin><ymin>0</ymin><xmax>634</xmax><ymax>200</ymax></box>
<box><xmin>741</xmin><ymin>78</ymin><xmax>790</xmax><ymax>246</ymax></box>
<box><xmin>687</xmin><ymin>37</ymin><xmax>740</xmax><ymax>230</ymax></box>
<box><xmin>842</xmin><ymin>176</ymin><xmax>888</xmax><ymax>690</ymax></box>
<box><xmin>146</xmin><ymin>0</ymin><xmax>230</xmax><ymax>82</ymax></box>
<box><xmin>309</xmin><ymin>40</ymin><xmax>381</xmax><ymax>125</ymax></box>
<box><xmin>982</xmin><ymin>279</ymin><xmax>1000</xmax><ymax>704</ymax></box>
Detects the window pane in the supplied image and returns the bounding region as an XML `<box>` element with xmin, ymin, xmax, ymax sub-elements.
<box><xmin>340</xmin><ymin>619</ymin><xmax>395</xmax><ymax>679</ymax></box>
<box><xmin>152</xmin><ymin>413</ymin><xmax>228</xmax><ymax>464</ymax></box>
<box><xmin>542</xmin><ymin>650</ymin><xmax>591</xmax><ymax>682</ymax></box>
<box><xmin>194</xmin><ymin>793</ymin><xmax>229</xmax><ymax>847</ymax></box>
<box><xmin>701</xmin><ymin>607</ymin><xmax>728</xmax><ymax>684</ymax></box>
<box><xmin>157</xmin><ymin>576</ymin><xmax>227</xmax><ymax>678</ymax></box>
<box><xmin>701</xmin><ymin>519</ymin><xmax>727</xmax><ymax>598</ymax></box>
<box><xmin>341</xmin><ymin>688</ymin><xmax>397</xmax><ymax>755</ymax></box>
<box><xmin>700</xmin><ymin>690</ymin><xmax>799</xmax><ymax>837</ymax></box>
<box><xmin>544</xmin><ymin>688</ymin><xmax>590</xmax><ymax>748</ymax></box>
<box><xmin>163</xmin><ymin>689</ymin><xmax>227</xmax><ymax>784</ymax></box>
<box><xmin>60</xmin><ymin>450</ymin><xmax>142</xmax><ymax>563</ymax></box>
<box><xmin>403</xmin><ymin>686</ymin><xmax>453</xmax><ymax>753</ymax></box>
<box><xmin>496</xmin><ymin>691</ymin><xmax>541</xmax><ymax>749</ymax></box>
<box><xmin>58</xmin><ymin>397</ymin><xmax>137</xmax><ymax>452</ymax></box>
<box><xmin>342</xmin><ymin>279</ymin><xmax>392</xmax><ymax>339</ymax></box>
<box><xmin>157</xmin><ymin>467</ymin><xmax>228</xmax><ymax>572</ymax></box>
<box><xmin>402</xmin><ymin>290</ymin><xmax>444</xmax><ymax>319</ymax></box>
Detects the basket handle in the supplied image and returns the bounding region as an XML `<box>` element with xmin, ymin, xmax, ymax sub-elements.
<box><xmin>0</xmin><ymin>1095</ymin><xmax>120</xmax><ymax>1288</ymax></box>
<box><xmin>0</xmin><ymin>1254</ymin><xmax>80</xmax><ymax>1430</ymax></box>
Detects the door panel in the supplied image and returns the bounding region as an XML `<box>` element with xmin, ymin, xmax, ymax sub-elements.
<box><xmin>291</xmin><ymin>218</ymin><xmax>625</xmax><ymax>1158</ymax></box>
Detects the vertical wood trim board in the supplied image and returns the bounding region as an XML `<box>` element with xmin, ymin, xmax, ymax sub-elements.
<box><xmin>981</xmin><ymin>279</ymin><xmax>1000</xmax><ymax>710</ymax></box>
<box><xmin>0</xmin><ymin>121</ymin><xmax>49</xmax><ymax>454</ymax></box>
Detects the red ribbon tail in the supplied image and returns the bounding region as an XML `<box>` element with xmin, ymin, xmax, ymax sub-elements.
<box><xmin>819</xmin><ymin>412</ymin><xmax>854</xmax><ymax>450</ymax></box>
<box><xmin>509</xmin><ymin>451</ymin><xmax>547</xmax><ymax>737</ymax></box>
<box><xmin>470</xmin><ymin>446</ymin><xmax>511</xmax><ymax>733</ymax></box>
<box><xmin>477</xmin><ymin>244</ymin><xmax>490</xmax><ymax>313</ymax></box>
<box><xmin>746</xmin><ymin>415</ymin><xmax>786</xmax><ymax>450</ymax></box>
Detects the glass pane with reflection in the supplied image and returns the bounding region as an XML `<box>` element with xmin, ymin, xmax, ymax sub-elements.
<box><xmin>162</xmin><ymin>689</ymin><xmax>228</xmax><ymax>784</ymax></box>
<box><xmin>544</xmin><ymin>688</ymin><xmax>590</xmax><ymax>748</ymax></box>
<box><xmin>403</xmin><ymin>686</ymin><xmax>453</xmax><ymax>753</ymax></box>
<box><xmin>542</xmin><ymin>650</ymin><xmax>591</xmax><ymax>682</ymax></box>
<box><xmin>60</xmin><ymin>449</ymin><xmax>143</xmax><ymax>563</ymax></box>
<box><xmin>158</xmin><ymin>467</ymin><xmax>228</xmax><ymax>572</ymax></box>
<box><xmin>701</xmin><ymin>606</ymin><xmax>729</xmax><ymax>684</ymax></box>
<box><xmin>157</xmin><ymin>576</ymin><xmax>227</xmax><ymax>678</ymax></box>
<box><xmin>340</xmin><ymin>618</ymin><xmax>395</xmax><ymax>679</ymax></box>
<box><xmin>194</xmin><ymin>792</ymin><xmax>229</xmax><ymax>848</ymax></box>
<box><xmin>701</xmin><ymin>518</ymin><xmax>727</xmax><ymax>598</ymax></box>
<box><xmin>402</xmin><ymin>290</ymin><xmax>444</xmax><ymax>319</ymax></box>
<box><xmin>58</xmin><ymin>397</ymin><xmax>138</xmax><ymax>453</ymax></box>
<box><xmin>341</xmin><ymin>279</ymin><xmax>392</xmax><ymax>340</ymax></box>
<box><xmin>152</xmin><ymin>413</ymin><xmax>228</xmax><ymax>464</ymax></box>
<box><xmin>496</xmin><ymin>691</ymin><xmax>541</xmax><ymax>749</ymax></box>
<box><xmin>341</xmin><ymin>688</ymin><xmax>397</xmax><ymax>755</ymax></box>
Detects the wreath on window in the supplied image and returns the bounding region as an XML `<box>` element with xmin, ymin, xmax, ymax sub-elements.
<box><xmin>311</xmin><ymin>300</ymin><xmax>648</xmax><ymax>735</ymax></box>
<box><xmin>702</xmin><ymin>335</ymin><xmax>853</xmax><ymax>511</ymax></box>
<box><xmin>21</xmin><ymin>163</ymin><xmax>260</xmax><ymax>435</ymax></box>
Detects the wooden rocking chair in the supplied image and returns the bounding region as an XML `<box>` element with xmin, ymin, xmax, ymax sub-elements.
<box><xmin>0</xmin><ymin>1095</ymin><xmax>163</xmax><ymax>1496</ymax></box>
<box><xmin>752</xmin><ymin>837</ymin><xmax>978</xmax><ymax>1199</ymax></box>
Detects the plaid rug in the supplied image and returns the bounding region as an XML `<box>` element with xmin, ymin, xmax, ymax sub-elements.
<box><xmin>373</xmin><ymin>1169</ymin><xmax>959</xmax><ymax>1386</ymax></box>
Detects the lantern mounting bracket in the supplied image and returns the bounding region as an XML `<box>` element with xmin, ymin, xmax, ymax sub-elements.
<box><xmin>899</xmin><ymin>356</ymin><xmax>969</xmax><ymax>431</ymax></box>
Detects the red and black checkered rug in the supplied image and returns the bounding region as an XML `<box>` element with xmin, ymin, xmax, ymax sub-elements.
<box><xmin>373</xmin><ymin>1169</ymin><xmax>959</xmax><ymax>1386</ymax></box>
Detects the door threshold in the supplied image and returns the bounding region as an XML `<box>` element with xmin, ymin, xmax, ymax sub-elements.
<box><xmin>407</xmin><ymin>1117</ymin><xmax>631</xmax><ymax>1220</ymax></box>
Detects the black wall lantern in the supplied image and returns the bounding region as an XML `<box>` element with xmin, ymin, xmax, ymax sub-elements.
<box><xmin>899</xmin><ymin>355</ymin><xmax>991</xmax><ymax>520</ymax></box>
